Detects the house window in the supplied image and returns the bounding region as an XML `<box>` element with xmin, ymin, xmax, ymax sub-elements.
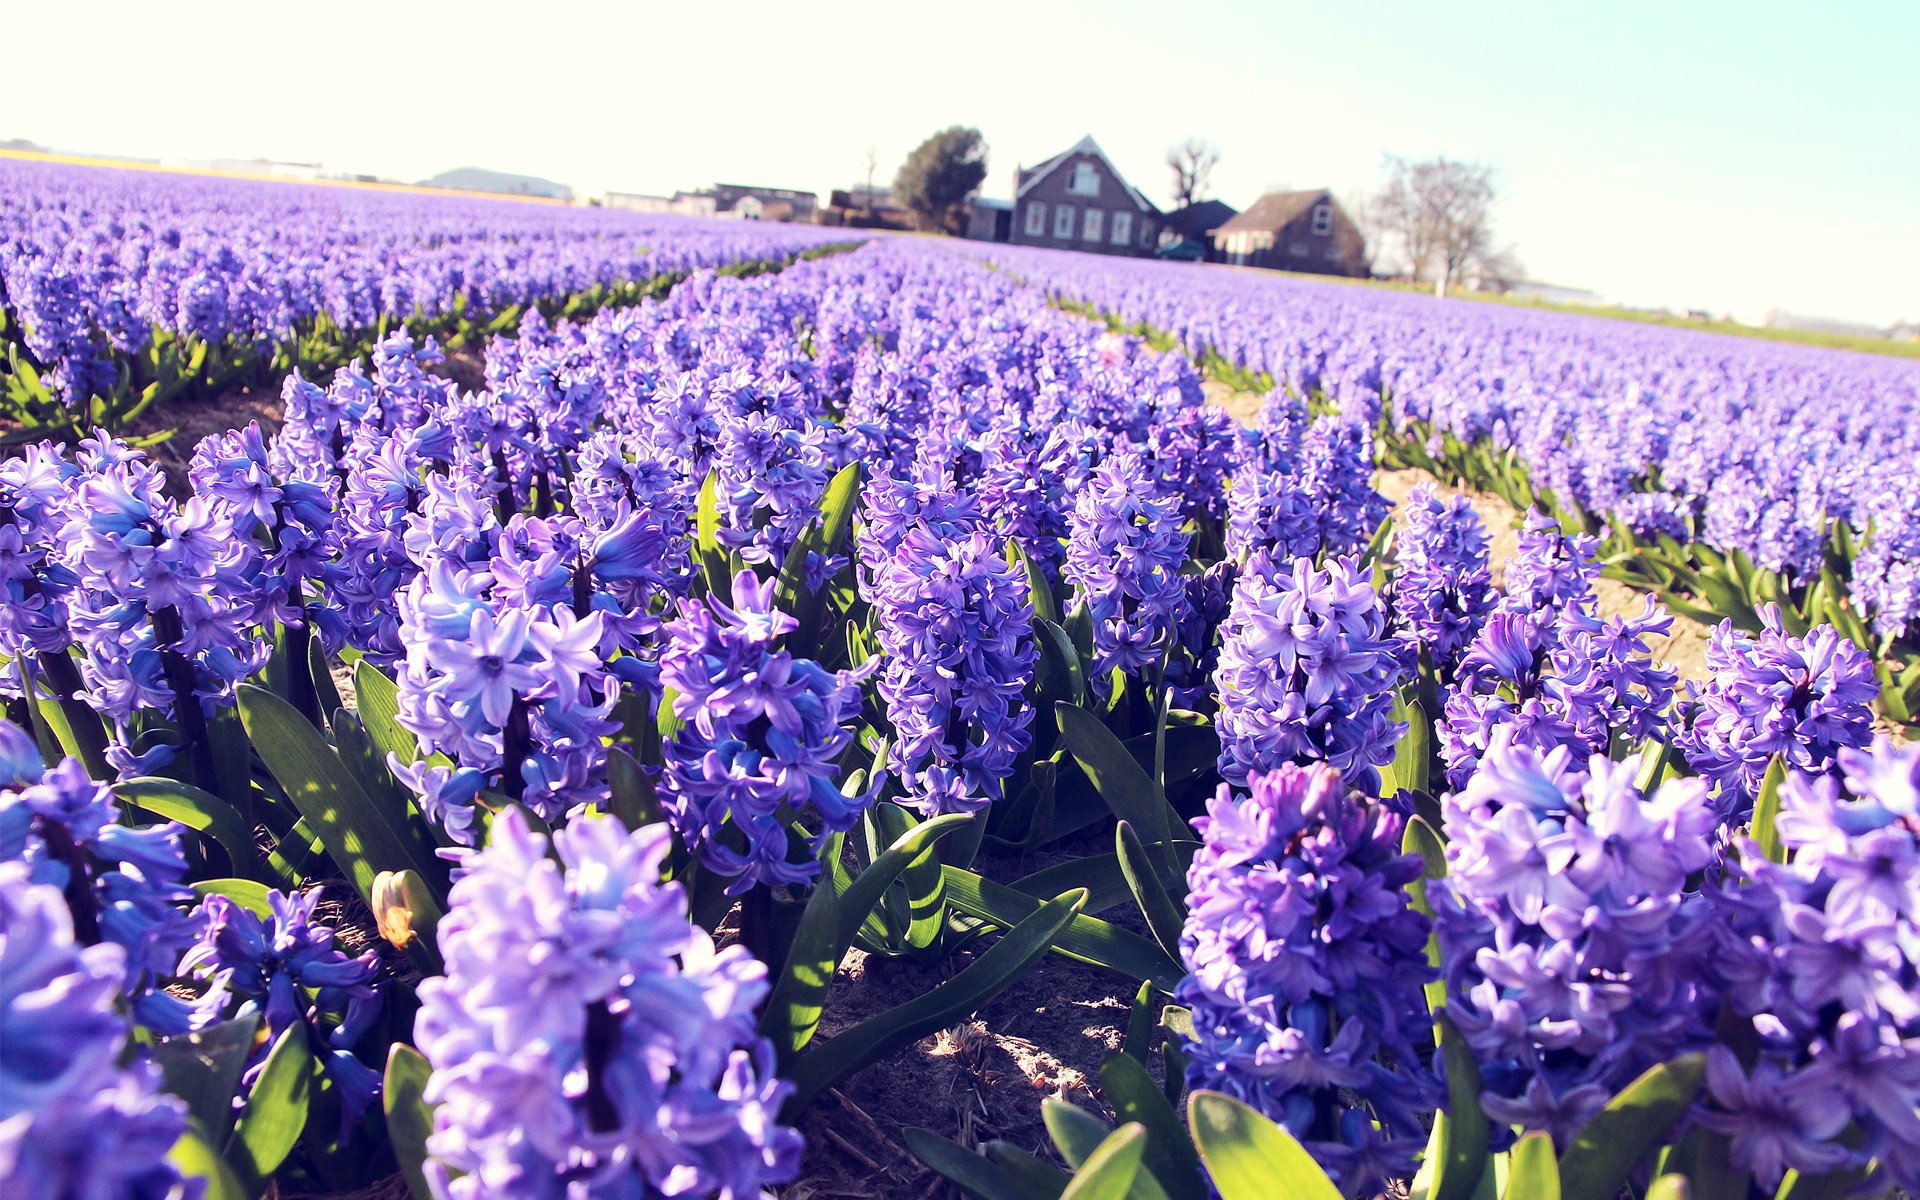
<box><xmin>1289</xmin><ymin>242</ymin><xmax>1310</xmax><ymax>257</ymax></box>
<box><xmin>1054</xmin><ymin>203</ymin><xmax>1075</xmax><ymax>239</ymax></box>
<box><xmin>1140</xmin><ymin>220</ymin><xmax>1154</xmax><ymax>246</ymax></box>
<box><xmin>1311</xmin><ymin>204</ymin><xmax>1332</xmax><ymax>235</ymax></box>
<box><xmin>1111</xmin><ymin>211</ymin><xmax>1132</xmax><ymax>245</ymax></box>
<box><xmin>1025</xmin><ymin>201</ymin><xmax>1046</xmax><ymax>236</ymax></box>
<box><xmin>1068</xmin><ymin>162</ymin><xmax>1101</xmax><ymax>196</ymax></box>
<box><xmin>1083</xmin><ymin>209</ymin><xmax>1103</xmax><ymax>242</ymax></box>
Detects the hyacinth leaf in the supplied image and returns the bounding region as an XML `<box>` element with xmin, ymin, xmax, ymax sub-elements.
<box><xmin>353</xmin><ymin>660</ymin><xmax>439</xmax><ymax>775</ymax></box>
<box><xmin>1186</xmin><ymin>1090</ymin><xmax>1344</xmax><ymax>1200</ymax></box>
<box><xmin>942</xmin><ymin>866</ymin><xmax>1183</xmax><ymax>992</ymax></box>
<box><xmin>762</xmin><ymin>813</ymin><xmax>971</xmax><ymax>1061</ymax></box>
<box><xmin>1124</xmin><ymin>982</ymin><xmax>1157</xmax><ymax>1064</ymax></box>
<box><xmin>1014</xmin><ymin>849</ymin><xmax>1167</xmax><ymax>916</ymax></box>
<box><xmin>1385</xmin><ymin>687</ymin><xmax>1432</xmax><ymax>798</ymax></box>
<box><xmin>783</xmin><ymin>888</ymin><xmax>1086</xmax><ymax>1113</ymax></box>
<box><xmin>383</xmin><ymin>1045</ymin><xmax>436</xmax><ymax>1200</ymax></box>
<box><xmin>1502</xmin><ymin>1133</ymin><xmax>1559</xmax><ymax>1200</ymax></box>
<box><xmin>237</xmin><ymin>684</ymin><xmax>449</xmax><ymax>914</ymax></box>
<box><xmin>1056</xmin><ymin>702</ymin><xmax>1181</xmax><ymax>881</ymax></box>
<box><xmin>168</xmin><ymin>1124</ymin><xmax>249</xmax><ymax>1200</ymax></box>
<box><xmin>1429</xmin><ymin>1011</ymin><xmax>1491</xmax><ymax>1200</ymax></box>
<box><xmin>1035</xmin><ymin>619</ymin><xmax>1088</xmax><ymax>716</ymax></box>
<box><xmin>903</xmin><ymin>1127</ymin><xmax>1055</xmax><ymax>1200</ymax></box>
<box><xmin>876</xmin><ymin>801</ymin><xmax>949</xmax><ymax>954</ymax></box>
<box><xmin>656</xmin><ymin>685</ymin><xmax>687</xmax><ymax>745</ymax></box>
<box><xmin>1402</xmin><ymin>815</ymin><xmax>1450</xmax><ymax>1016</ymax></box>
<box><xmin>1045</xmin><ymin>1099</ymin><xmax>1121</xmax><ymax>1167</ymax></box>
<box><xmin>153</xmin><ymin>1013</ymin><xmax>261</xmax><ymax>1144</ymax></box>
<box><xmin>33</xmin><ymin>689</ymin><xmax>113</xmax><ymax>780</ymax></box>
<box><xmin>1750</xmin><ymin>755</ymin><xmax>1789</xmax><ymax>864</ymax></box>
<box><xmin>1557</xmin><ymin>1054</ymin><xmax>1707</xmax><ymax>1200</ymax></box>
<box><xmin>987</xmin><ymin>1141</ymin><xmax>1076</xmax><ymax>1196</ymax></box>
<box><xmin>1059</xmin><ymin>1124</ymin><xmax>1149</xmax><ymax>1200</ymax></box>
<box><xmin>1011</xmin><ymin>540</ymin><xmax>1060</xmax><ymax>625</ymax></box>
<box><xmin>695</xmin><ymin>469</ymin><xmax>729</xmax><ymax>593</ymax></box>
<box><xmin>116</xmin><ymin>777</ymin><xmax>265</xmax><ymax>880</ymax></box>
<box><xmin>1115</xmin><ymin>820</ymin><xmax>1187</xmax><ymax>962</ymax></box>
<box><xmin>227</xmin><ymin>1024</ymin><xmax>313</xmax><ymax>1190</ymax></box>
<box><xmin>605</xmin><ymin>746</ymin><xmax>663</xmax><ymax>832</ymax></box>
<box><xmin>191</xmin><ymin>877</ymin><xmax>278</xmax><ymax>918</ymax></box>
<box><xmin>1100</xmin><ymin>1053</ymin><xmax>1208</xmax><ymax>1200</ymax></box>
<box><xmin>308</xmin><ymin>639</ymin><xmax>344</xmax><ymax>724</ymax></box>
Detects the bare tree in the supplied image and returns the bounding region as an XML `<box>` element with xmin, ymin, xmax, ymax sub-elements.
<box><xmin>861</xmin><ymin>142</ymin><xmax>881</xmax><ymax>214</ymax></box>
<box><xmin>1167</xmin><ymin>137</ymin><xmax>1220</xmax><ymax>211</ymax></box>
<box><xmin>1367</xmin><ymin>154</ymin><xmax>1504</xmax><ymax>295</ymax></box>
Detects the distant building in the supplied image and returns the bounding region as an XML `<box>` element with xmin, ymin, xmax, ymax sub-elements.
<box><xmin>710</xmin><ymin>184</ymin><xmax>817</xmax><ymax>222</ymax></box>
<box><xmin>966</xmin><ymin>135</ymin><xmax>1161</xmax><ymax>257</ymax></box>
<box><xmin>209</xmin><ymin>158</ymin><xmax>327</xmax><ymax>181</ymax></box>
<box><xmin>1161</xmin><ymin>199</ymin><xmax>1239</xmax><ymax>262</ymax></box>
<box><xmin>823</xmin><ymin>187</ymin><xmax>915</xmax><ymax>231</ymax></box>
<box><xmin>1210</xmin><ymin>189</ymin><xmax>1366</xmax><ymax>277</ymax></box>
<box><xmin>602</xmin><ymin>191</ymin><xmax>676</xmax><ymax>213</ymax></box>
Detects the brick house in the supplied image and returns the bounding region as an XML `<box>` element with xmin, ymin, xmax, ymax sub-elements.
<box><xmin>1210</xmin><ymin>189</ymin><xmax>1367</xmax><ymax>277</ymax></box>
<box><xmin>967</xmin><ymin>135</ymin><xmax>1161</xmax><ymax>257</ymax></box>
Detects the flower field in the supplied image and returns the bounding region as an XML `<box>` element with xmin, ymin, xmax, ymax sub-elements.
<box><xmin>2</xmin><ymin>157</ymin><xmax>1918</xmax><ymax>1200</ymax></box>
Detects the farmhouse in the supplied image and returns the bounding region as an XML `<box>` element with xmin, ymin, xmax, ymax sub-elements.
<box><xmin>1210</xmin><ymin>189</ymin><xmax>1367</xmax><ymax>277</ymax></box>
<box><xmin>966</xmin><ymin>135</ymin><xmax>1161</xmax><ymax>257</ymax></box>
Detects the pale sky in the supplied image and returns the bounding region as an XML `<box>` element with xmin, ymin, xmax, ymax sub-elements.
<box><xmin>8</xmin><ymin>0</ymin><xmax>1917</xmax><ymax>326</ymax></box>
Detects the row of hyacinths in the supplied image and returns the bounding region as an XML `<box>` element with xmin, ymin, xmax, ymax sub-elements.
<box><xmin>0</xmin><ymin>233</ymin><xmax>1913</xmax><ymax>1198</ymax></box>
<box><xmin>969</xmin><ymin>240</ymin><xmax>1920</xmax><ymax>642</ymax></box>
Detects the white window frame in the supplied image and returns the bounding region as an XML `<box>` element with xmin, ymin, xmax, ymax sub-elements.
<box><xmin>1025</xmin><ymin>201</ymin><xmax>1047</xmax><ymax>236</ymax></box>
<box><xmin>1054</xmin><ymin>203</ymin><xmax>1076</xmax><ymax>239</ymax></box>
<box><xmin>1068</xmin><ymin>162</ymin><xmax>1102</xmax><ymax>196</ymax></box>
<box><xmin>1311</xmin><ymin>204</ymin><xmax>1333</xmax><ymax>235</ymax></box>
<box><xmin>1289</xmin><ymin>242</ymin><xmax>1310</xmax><ymax>258</ymax></box>
<box><xmin>1110</xmin><ymin>210</ymin><xmax>1132</xmax><ymax>245</ymax></box>
<box><xmin>1083</xmin><ymin>208</ymin><xmax>1103</xmax><ymax>242</ymax></box>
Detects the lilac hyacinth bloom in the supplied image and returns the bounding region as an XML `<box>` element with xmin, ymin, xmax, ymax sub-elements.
<box><xmin>658</xmin><ymin>570</ymin><xmax>870</xmax><ymax>893</ymax></box>
<box><xmin>1697</xmin><ymin>739</ymin><xmax>1920</xmax><ymax>1190</ymax></box>
<box><xmin>1226</xmin><ymin>415</ymin><xmax>1387</xmax><ymax>562</ymax></box>
<box><xmin>1063</xmin><ymin>447</ymin><xmax>1192</xmax><ymax>690</ymax></box>
<box><xmin>1388</xmin><ymin>482</ymin><xmax>1494</xmax><ymax>672</ymax></box>
<box><xmin>870</xmin><ymin>526</ymin><xmax>1037</xmax><ymax>816</ymax></box>
<box><xmin>1214</xmin><ymin>552</ymin><xmax>1405</xmax><ymax>795</ymax></box>
<box><xmin>415</xmin><ymin>809</ymin><xmax>801</xmax><ymax>1200</ymax></box>
<box><xmin>0</xmin><ymin>742</ymin><xmax>207</xmax><ymax>1035</ymax></box>
<box><xmin>0</xmin><ymin>443</ymin><xmax>82</xmax><ymax>675</ymax></box>
<box><xmin>1503</xmin><ymin>510</ymin><xmax>1601</xmax><ymax>616</ymax></box>
<box><xmin>1177</xmin><ymin>765</ymin><xmax>1438</xmax><ymax>1196</ymax></box>
<box><xmin>0</xmin><ymin>862</ymin><xmax>197</xmax><ymax>1200</ymax></box>
<box><xmin>1675</xmin><ymin>606</ymin><xmax>1877</xmax><ymax>817</ymax></box>
<box><xmin>1433</xmin><ymin>733</ymin><xmax>1721</xmax><ymax>1148</ymax></box>
<box><xmin>1439</xmin><ymin>598</ymin><xmax>1678</xmax><ymax>789</ymax></box>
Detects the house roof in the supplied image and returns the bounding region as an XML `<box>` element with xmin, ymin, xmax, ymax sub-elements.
<box><xmin>970</xmin><ymin>196</ymin><xmax>1013</xmax><ymax>210</ymax></box>
<box><xmin>1017</xmin><ymin>135</ymin><xmax>1157</xmax><ymax>214</ymax></box>
<box><xmin>1213</xmin><ymin>189</ymin><xmax>1333</xmax><ymax>234</ymax></box>
<box><xmin>1165</xmin><ymin>199</ymin><xmax>1238</xmax><ymax>240</ymax></box>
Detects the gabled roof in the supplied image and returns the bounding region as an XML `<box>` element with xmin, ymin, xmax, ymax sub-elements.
<box><xmin>1017</xmin><ymin>135</ymin><xmax>1157</xmax><ymax>214</ymax></box>
<box><xmin>1213</xmin><ymin>189</ymin><xmax>1333</xmax><ymax>234</ymax></box>
<box><xmin>1166</xmin><ymin>199</ymin><xmax>1238</xmax><ymax>240</ymax></box>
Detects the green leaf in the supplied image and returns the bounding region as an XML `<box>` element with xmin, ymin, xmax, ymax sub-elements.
<box><xmin>237</xmin><ymin>684</ymin><xmax>447</xmax><ymax>913</ymax></box>
<box><xmin>903</xmin><ymin>1127</ymin><xmax>1048</xmax><ymax>1200</ymax></box>
<box><xmin>308</xmin><ymin>638</ymin><xmax>344</xmax><ymax>722</ymax></box>
<box><xmin>154</xmin><ymin>1014</ymin><xmax>261</xmax><ymax>1144</ymax></box>
<box><xmin>1430</xmin><ymin>1011</ymin><xmax>1491</xmax><ymax>1200</ymax></box>
<box><xmin>1034</xmin><ymin>619</ymin><xmax>1088</xmax><ymax>721</ymax></box>
<box><xmin>1557</xmin><ymin>1054</ymin><xmax>1707</xmax><ymax>1200</ymax></box>
<box><xmin>1644</xmin><ymin>1176</ymin><xmax>1691</xmax><ymax>1200</ymax></box>
<box><xmin>1115</xmin><ymin>821</ymin><xmax>1186</xmax><ymax>962</ymax></box>
<box><xmin>1187</xmin><ymin>1090</ymin><xmax>1344</xmax><ymax>1200</ymax></box>
<box><xmin>942</xmin><ymin>866</ymin><xmax>1183</xmax><ymax>992</ymax></box>
<box><xmin>1101</xmin><ymin>1053</ymin><xmax>1207</xmax><ymax>1200</ymax></box>
<box><xmin>191</xmin><ymin>877</ymin><xmax>278</xmax><ymax>918</ymax></box>
<box><xmin>1750</xmin><ymin>755</ymin><xmax>1789</xmax><ymax>864</ymax></box>
<box><xmin>1387</xmin><ymin>688</ymin><xmax>1431</xmax><ymax>798</ymax></box>
<box><xmin>1504</xmin><ymin>1132</ymin><xmax>1559</xmax><ymax>1200</ymax></box>
<box><xmin>1012</xmin><ymin>541</ymin><xmax>1060</xmax><ymax>625</ymax></box>
<box><xmin>605</xmin><ymin>746</ymin><xmax>663</xmax><ymax>832</ymax></box>
<box><xmin>1057</xmin><ymin>703</ymin><xmax>1179</xmax><ymax>878</ymax></box>
<box><xmin>986</xmin><ymin>1142</ymin><xmax>1075</xmax><ymax>1197</ymax></box>
<box><xmin>168</xmin><ymin>1124</ymin><xmax>249</xmax><ymax>1200</ymax></box>
<box><xmin>695</xmin><ymin>469</ymin><xmax>730</xmax><ymax>592</ymax></box>
<box><xmin>354</xmin><ymin>660</ymin><xmax>431</xmax><ymax>773</ymax></box>
<box><xmin>1402</xmin><ymin>816</ymin><xmax>1450</xmax><ymax>1017</ymax></box>
<box><xmin>1046</xmin><ymin>1099</ymin><xmax>1120</xmax><ymax>1166</ymax></box>
<box><xmin>227</xmin><ymin>1025</ymin><xmax>313</xmax><ymax>1189</ymax></box>
<box><xmin>115</xmin><ymin>776</ymin><xmax>263</xmax><ymax>880</ymax></box>
<box><xmin>761</xmin><ymin>814</ymin><xmax>971</xmax><ymax>1059</ymax></box>
<box><xmin>384</xmin><ymin>1045</ymin><xmax>436</xmax><ymax>1200</ymax></box>
<box><xmin>877</xmin><ymin>802</ymin><xmax>949</xmax><ymax>953</ymax></box>
<box><xmin>1124</xmin><ymin>982</ymin><xmax>1157</xmax><ymax>1064</ymax></box>
<box><xmin>783</xmin><ymin>888</ymin><xmax>1086</xmax><ymax>1114</ymax></box>
<box><xmin>1061</xmin><ymin>1124</ymin><xmax>1148</xmax><ymax>1200</ymax></box>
